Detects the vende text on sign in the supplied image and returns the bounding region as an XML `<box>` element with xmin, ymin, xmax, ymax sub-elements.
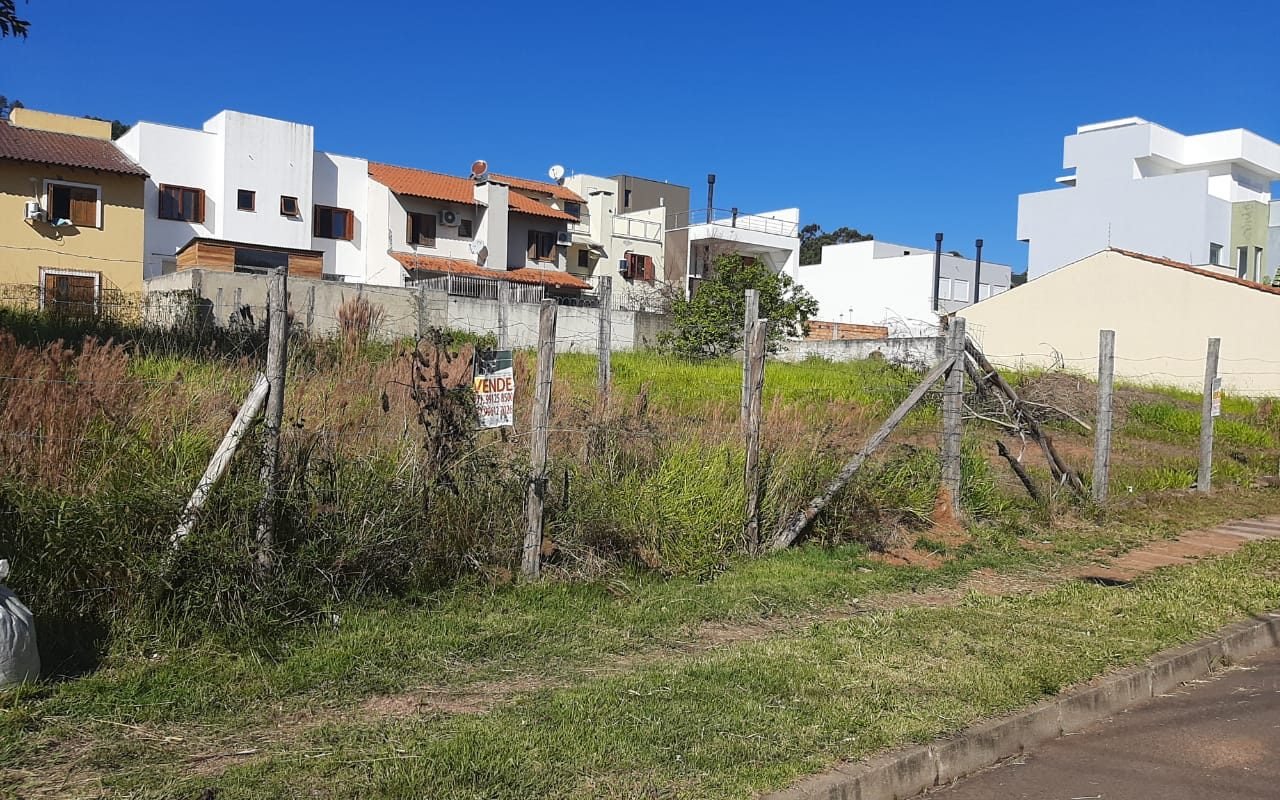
<box><xmin>474</xmin><ymin>349</ymin><xmax>515</xmax><ymax>429</ymax></box>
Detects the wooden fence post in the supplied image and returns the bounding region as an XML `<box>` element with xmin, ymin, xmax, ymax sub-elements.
<box><xmin>744</xmin><ymin>318</ymin><xmax>767</xmax><ymax>551</ymax></box>
<box><xmin>1198</xmin><ymin>337</ymin><xmax>1221</xmax><ymax>494</ymax></box>
<box><xmin>497</xmin><ymin>282</ymin><xmax>510</xmax><ymax>350</ymax></box>
<box><xmin>523</xmin><ymin>300</ymin><xmax>557</xmax><ymax>580</ymax></box>
<box><xmin>597</xmin><ymin>276</ymin><xmax>612</xmax><ymax>407</ymax></box>
<box><xmin>254</xmin><ymin>267</ymin><xmax>289</xmax><ymax>573</ymax></box>
<box><xmin>1092</xmin><ymin>329</ymin><xmax>1116</xmax><ymax>503</ymax></box>
<box><xmin>940</xmin><ymin>317</ymin><xmax>966</xmax><ymax>518</ymax></box>
<box><xmin>741</xmin><ymin>289</ymin><xmax>759</xmax><ymax>434</ymax></box>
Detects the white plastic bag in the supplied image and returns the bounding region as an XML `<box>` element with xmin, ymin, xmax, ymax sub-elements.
<box><xmin>0</xmin><ymin>559</ymin><xmax>40</xmax><ymax>687</ymax></box>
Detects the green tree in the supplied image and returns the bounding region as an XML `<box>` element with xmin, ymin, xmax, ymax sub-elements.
<box><xmin>661</xmin><ymin>253</ymin><xmax>819</xmax><ymax>360</ymax></box>
<box><xmin>799</xmin><ymin>223</ymin><xmax>873</xmax><ymax>266</ymax></box>
<box><xmin>1</xmin><ymin>1</ymin><xmax>30</xmax><ymax>39</ymax></box>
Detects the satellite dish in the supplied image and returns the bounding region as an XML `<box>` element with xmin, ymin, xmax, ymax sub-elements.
<box><xmin>470</xmin><ymin>159</ymin><xmax>488</xmax><ymax>179</ymax></box>
<box><xmin>468</xmin><ymin>238</ymin><xmax>486</xmax><ymax>255</ymax></box>
<box><xmin>548</xmin><ymin>164</ymin><xmax>565</xmax><ymax>183</ymax></box>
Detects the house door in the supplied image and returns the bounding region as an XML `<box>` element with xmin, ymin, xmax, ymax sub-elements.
<box><xmin>41</xmin><ymin>270</ymin><xmax>100</xmax><ymax>317</ymax></box>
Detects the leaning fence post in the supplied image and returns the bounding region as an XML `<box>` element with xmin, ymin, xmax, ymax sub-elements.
<box><xmin>1092</xmin><ymin>330</ymin><xmax>1116</xmax><ymax>503</ymax></box>
<box><xmin>254</xmin><ymin>267</ymin><xmax>289</xmax><ymax>574</ymax></box>
<box><xmin>1198</xmin><ymin>337</ymin><xmax>1221</xmax><ymax>494</ymax></box>
<box><xmin>597</xmin><ymin>276</ymin><xmax>612</xmax><ymax>408</ymax></box>
<box><xmin>744</xmin><ymin>318</ymin><xmax>768</xmax><ymax>552</ymax></box>
<box><xmin>741</xmin><ymin>288</ymin><xmax>759</xmax><ymax>434</ymax></box>
<box><xmin>497</xmin><ymin>282</ymin><xmax>510</xmax><ymax>350</ymax></box>
<box><xmin>940</xmin><ymin>317</ymin><xmax>966</xmax><ymax>518</ymax></box>
<box><xmin>522</xmin><ymin>300</ymin><xmax>558</xmax><ymax>580</ymax></box>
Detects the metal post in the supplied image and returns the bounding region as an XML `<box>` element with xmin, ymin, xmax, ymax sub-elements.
<box><xmin>731</xmin><ymin>207</ymin><xmax>739</xmax><ymax>228</ymax></box>
<box><xmin>932</xmin><ymin>232</ymin><xmax>944</xmax><ymax>312</ymax></box>
<box><xmin>941</xmin><ymin>317</ymin><xmax>966</xmax><ymax>518</ymax></box>
<box><xmin>1092</xmin><ymin>329</ymin><xmax>1115</xmax><ymax>504</ymax></box>
<box><xmin>744</xmin><ymin>318</ymin><xmax>767</xmax><ymax>552</ymax></box>
<box><xmin>1198</xmin><ymin>337</ymin><xmax>1221</xmax><ymax>494</ymax></box>
<box><xmin>522</xmin><ymin>300</ymin><xmax>557</xmax><ymax>579</ymax></box>
<box><xmin>596</xmin><ymin>276</ymin><xmax>612</xmax><ymax>407</ymax></box>
<box><xmin>972</xmin><ymin>238</ymin><xmax>984</xmax><ymax>304</ymax></box>
<box><xmin>255</xmin><ymin>267</ymin><xmax>288</xmax><ymax>574</ymax></box>
<box><xmin>497</xmin><ymin>282</ymin><xmax>509</xmax><ymax>350</ymax></box>
<box><xmin>706</xmin><ymin>173</ymin><xmax>716</xmax><ymax>224</ymax></box>
<box><xmin>741</xmin><ymin>289</ymin><xmax>760</xmax><ymax>434</ymax></box>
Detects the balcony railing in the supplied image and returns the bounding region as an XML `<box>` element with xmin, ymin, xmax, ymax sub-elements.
<box><xmin>667</xmin><ymin>207</ymin><xmax>798</xmax><ymax>238</ymax></box>
<box><xmin>612</xmin><ymin>216</ymin><xmax>663</xmax><ymax>242</ymax></box>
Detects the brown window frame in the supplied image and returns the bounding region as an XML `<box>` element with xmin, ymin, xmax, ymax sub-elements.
<box><xmin>237</xmin><ymin>189</ymin><xmax>256</xmax><ymax>212</ymax></box>
<box><xmin>458</xmin><ymin>218</ymin><xmax>473</xmax><ymax>238</ymax></box>
<box><xmin>407</xmin><ymin>212</ymin><xmax>436</xmax><ymax>247</ymax></box>
<box><xmin>313</xmin><ymin>205</ymin><xmax>355</xmax><ymax>241</ymax></box>
<box><xmin>280</xmin><ymin>195</ymin><xmax>301</xmax><ymax>217</ymax></box>
<box><xmin>46</xmin><ymin>181</ymin><xmax>100</xmax><ymax>227</ymax></box>
<box><xmin>527</xmin><ymin>230</ymin><xmax>556</xmax><ymax>262</ymax></box>
<box><xmin>158</xmin><ymin>184</ymin><xmax>205</xmax><ymax>223</ymax></box>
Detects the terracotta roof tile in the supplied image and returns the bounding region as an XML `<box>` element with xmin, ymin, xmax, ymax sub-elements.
<box><xmin>391</xmin><ymin>252</ymin><xmax>591</xmax><ymax>290</ymax></box>
<box><xmin>1109</xmin><ymin>248</ymin><xmax>1280</xmax><ymax>296</ymax></box>
<box><xmin>0</xmin><ymin>121</ymin><xmax>147</xmax><ymax>176</ymax></box>
<box><xmin>369</xmin><ymin>162</ymin><xmax>578</xmax><ymax>221</ymax></box>
<box><xmin>491</xmin><ymin>173</ymin><xmax>585</xmax><ymax>203</ymax></box>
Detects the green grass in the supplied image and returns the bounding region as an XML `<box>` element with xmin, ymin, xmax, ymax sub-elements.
<box><xmin>1127</xmin><ymin>401</ymin><xmax>1273</xmax><ymax>448</ymax></box>
<box><xmin>12</xmin><ymin>533</ymin><xmax>1280</xmax><ymax>799</ymax></box>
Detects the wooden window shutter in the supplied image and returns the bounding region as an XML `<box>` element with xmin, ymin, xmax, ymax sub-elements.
<box><xmin>196</xmin><ymin>190</ymin><xmax>205</xmax><ymax>224</ymax></box>
<box><xmin>644</xmin><ymin>256</ymin><xmax>655</xmax><ymax>281</ymax></box>
<box><xmin>407</xmin><ymin>213</ymin><xmax>415</xmax><ymax>245</ymax></box>
<box><xmin>70</xmin><ymin>188</ymin><xmax>97</xmax><ymax>227</ymax></box>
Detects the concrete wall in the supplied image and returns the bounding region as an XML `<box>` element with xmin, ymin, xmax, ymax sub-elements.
<box><xmin>776</xmin><ymin>336</ymin><xmax>944</xmax><ymax>366</ymax></box>
<box><xmin>959</xmin><ymin>249</ymin><xmax>1280</xmax><ymax>396</ymax></box>
<box><xmin>144</xmin><ymin>269</ymin><xmax>669</xmax><ymax>351</ymax></box>
<box><xmin>0</xmin><ymin>162</ymin><xmax>145</xmax><ymax>291</ymax></box>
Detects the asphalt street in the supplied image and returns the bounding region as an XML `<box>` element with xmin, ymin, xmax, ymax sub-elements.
<box><xmin>927</xmin><ymin>648</ymin><xmax>1280</xmax><ymax>799</ymax></box>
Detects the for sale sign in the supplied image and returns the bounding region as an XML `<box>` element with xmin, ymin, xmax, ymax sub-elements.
<box><xmin>474</xmin><ymin>349</ymin><xmax>515</xmax><ymax>429</ymax></box>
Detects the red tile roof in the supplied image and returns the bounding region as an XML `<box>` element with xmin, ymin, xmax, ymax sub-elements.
<box><xmin>1109</xmin><ymin>248</ymin><xmax>1280</xmax><ymax>297</ymax></box>
<box><xmin>368</xmin><ymin>162</ymin><xmax>578</xmax><ymax>221</ymax></box>
<box><xmin>491</xmin><ymin>173</ymin><xmax>585</xmax><ymax>203</ymax></box>
<box><xmin>391</xmin><ymin>252</ymin><xmax>592</xmax><ymax>290</ymax></box>
<box><xmin>0</xmin><ymin>121</ymin><xmax>147</xmax><ymax>177</ymax></box>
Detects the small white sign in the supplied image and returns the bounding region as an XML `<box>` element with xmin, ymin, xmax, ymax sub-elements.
<box><xmin>1211</xmin><ymin>376</ymin><xmax>1222</xmax><ymax>418</ymax></box>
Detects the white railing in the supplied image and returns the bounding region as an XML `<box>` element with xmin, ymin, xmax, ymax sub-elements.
<box><xmin>612</xmin><ymin>216</ymin><xmax>662</xmax><ymax>242</ymax></box>
<box><xmin>407</xmin><ymin>274</ymin><xmax>545</xmax><ymax>305</ymax></box>
<box><xmin>668</xmin><ymin>207</ymin><xmax>798</xmax><ymax>237</ymax></box>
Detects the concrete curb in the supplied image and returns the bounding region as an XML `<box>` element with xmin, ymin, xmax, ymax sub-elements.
<box><xmin>763</xmin><ymin>611</ymin><xmax>1280</xmax><ymax>800</ymax></box>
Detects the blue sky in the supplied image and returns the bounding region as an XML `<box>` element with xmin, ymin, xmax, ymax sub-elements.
<box><xmin>4</xmin><ymin>0</ymin><xmax>1278</xmax><ymax>270</ymax></box>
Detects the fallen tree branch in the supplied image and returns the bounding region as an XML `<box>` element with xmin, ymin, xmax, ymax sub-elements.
<box><xmin>996</xmin><ymin>439</ymin><xmax>1042</xmax><ymax>503</ymax></box>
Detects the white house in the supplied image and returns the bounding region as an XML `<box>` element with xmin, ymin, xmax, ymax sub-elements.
<box><xmin>796</xmin><ymin>239</ymin><xmax>1012</xmax><ymax>336</ymax></box>
<box><xmin>674</xmin><ymin>206</ymin><xmax>801</xmax><ymax>297</ymax></box>
<box><xmin>1018</xmin><ymin>118</ymin><xmax>1280</xmax><ymax>282</ymax></box>
<box><xmin>115</xmin><ymin>111</ymin><xmax>381</xmax><ymax>283</ymax></box>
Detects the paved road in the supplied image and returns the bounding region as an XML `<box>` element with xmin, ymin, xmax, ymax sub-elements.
<box><xmin>928</xmin><ymin>648</ymin><xmax>1280</xmax><ymax>799</ymax></box>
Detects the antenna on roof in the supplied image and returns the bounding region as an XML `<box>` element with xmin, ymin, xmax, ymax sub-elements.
<box><xmin>548</xmin><ymin>164</ymin><xmax>565</xmax><ymax>184</ymax></box>
<box><xmin>470</xmin><ymin>159</ymin><xmax>489</xmax><ymax>182</ymax></box>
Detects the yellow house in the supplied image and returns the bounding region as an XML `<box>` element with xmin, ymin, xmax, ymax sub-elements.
<box><xmin>0</xmin><ymin>108</ymin><xmax>147</xmax><ymax>308</ymax></box>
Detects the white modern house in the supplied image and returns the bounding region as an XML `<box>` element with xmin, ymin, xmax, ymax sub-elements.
<box><xmin>1018</xmin><ymin>118</ymin><xmax>1280</xmax><ymax>282</ymax></box>
<box><xmin>675</xmin><ymin>206</ymin><xmax>802</xmax><ymax>297</ymax></box>
<box><xmin>796</xmin><ymin>239</ymin><xmax>1012</xmax><ymax>336</ymax></box>
<box><xmin>115</xmin><ymin>111</ymin><xmax>381</xmax><ymax>283</ymax></box>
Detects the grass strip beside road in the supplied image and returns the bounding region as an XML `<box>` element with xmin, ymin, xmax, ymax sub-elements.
<box><xmin>41</xmin><ymin>535</ymin><xmax>1280</xmax><ymax>799</ymax></box>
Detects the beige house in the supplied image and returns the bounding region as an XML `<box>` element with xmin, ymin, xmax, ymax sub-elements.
<box><xmin>0</xmin><ymin>109</ymin><xmax>147</xmax><ymax>305</ymax></box>
<box><xmin>958</xmin><ymin>249</ymin><xmax>1280</xmax><ymax>396</ymax></box>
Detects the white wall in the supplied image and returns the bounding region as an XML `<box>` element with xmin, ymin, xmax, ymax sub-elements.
<box><xmin>313</xmin><ymin>152</ymin><xmax>373</xmax><ymax>282</ymax></box>
<box><xmin>206</xmin><ymin>111</ymin><xmax>314</xmax><ymax>250</ymax></box>
<box><xmin>795</xmin><ymin>240</ymin><xmax>1013</xmax><ymax>336</ymax></box>
<box><xmin>115</xmin><ymin>122</ymin><xmax>219</xmax><ymax>278</ymax></box>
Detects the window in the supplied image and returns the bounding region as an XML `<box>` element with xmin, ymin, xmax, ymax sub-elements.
<box><xmin>237</xmin><ymin>189</ymin><xmax>256</xmax><ymax>211</ymax></box>
<box><xmin>564</xmin><ymin>201</ymin><xmax>581</xmax><ymax>219</ymax></box>
<box><xmin>978</xmin><ymin>284</ymin><xmax>992</xmax><ymax>300</ymax></box>
<box><xmin>46</xmin><ymin>182</ymin><xmax>99</xmax><ymax>227</ymax></box>
<box><xmin>280</xmin><ymin>195</ymin><xmax>300</xmax><ymax>217</ymax></box>
<box><xmin>528</xmin><ymin>230</ymin><xmax>556</xmax><ymax>262</ymax></box>
<box><xmin>577</xmin><ymin>249</ymin><xmax>590</xmax><ymax>269</ymax></box>
<box><xmin>937</xmin><ymin>277</ymin><xmax>952</xmax><ymax>301</ymax></box>
<box><xmin>623</xmin><ymin>189</ymin><xmax>632</xmax><ymax>208</ymax></box>
<box><xmin>458</xmin><ymin>218</ymin><xmax>473</xmax><ymax>238</ymax></box>
<box><xmin>314</xmin><ymin>205</ymin><xmax>354</xmax><ymax>240</ymax></box>
<box><xmin>407</xmin><ymin>212</ymin><xmax>436</xmax><ymax>246</ymax></box>
<box><xmin>1237</xmin><ymin>246</ymin><xmax>1249</xmax><ymax>279</ymax></box>
<box><xmin>40</xmin><ymin>268</ymin><xmax>100</xmax><ymax>316</ymax></box>
<box><xmin>624</xmin><ymin>252</ymin><xmax>653</xmax><ymax>280</ymax></box>
<box><xmin>233</xmin><ymin>247</ymin><xmax>289</xmax><ymax>272</ymax></box>
<box><xmin>953</xmin><ymin>279</ymin><xmax>969</xmax><ymax>300</ymax></box>
<box><xmin>1209</xmin><ymin>242</ymin><xmax>1223</xmax><ymax>265</ymax></box>
<box><xmin>158</xmin><ymin>184</ymin><xmax>205</xmax><ymax>223</ymax></box>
